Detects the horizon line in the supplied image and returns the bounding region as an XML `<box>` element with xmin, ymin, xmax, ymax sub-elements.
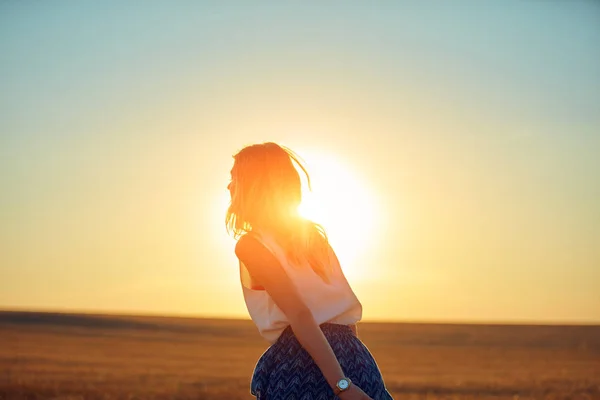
<box><xmin>1</xmin><ymin>307</ymin><xmax>598</xmax><ymax>327</ymax></box>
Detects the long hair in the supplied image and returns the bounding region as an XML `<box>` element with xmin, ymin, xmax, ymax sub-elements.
<box><xmin>226</xmin><ymin>142</ymin><xmax>331</xmax><ymax>281</ymax></box>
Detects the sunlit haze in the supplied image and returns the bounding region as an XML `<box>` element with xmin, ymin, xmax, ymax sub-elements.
<box><xmin>1</xmin><ymin>1</ymin><xmax>599</xmax><ymax>323</ymax></box>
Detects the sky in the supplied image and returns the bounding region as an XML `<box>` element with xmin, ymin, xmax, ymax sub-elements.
<box><xmin>1</xmin><ymin>1</ymin><xmax>599</xmax><ymax>324</ymax></box>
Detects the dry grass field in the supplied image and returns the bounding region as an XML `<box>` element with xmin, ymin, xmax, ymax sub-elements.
<box><xmin>0</xmin><ymin>311</ymin><xmax>598</xmax><ymax>400</ymax></box>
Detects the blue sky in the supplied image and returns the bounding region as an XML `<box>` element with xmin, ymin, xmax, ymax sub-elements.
<box><xmin>1</xmin><ymin>1</ymin><xmax>599</xmax><ymax>322</ymax></box>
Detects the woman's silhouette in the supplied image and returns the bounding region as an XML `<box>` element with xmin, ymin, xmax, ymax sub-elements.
<box><xmin>226</xmin><ymin>142</ymin><xmax>393</xmax><ymax>400</ymax></box>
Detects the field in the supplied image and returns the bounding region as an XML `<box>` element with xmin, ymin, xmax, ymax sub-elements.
<box><xmin>0</xmin><ymin>311</ymin><xmax>598</xmax><ymax>400</ymax></box>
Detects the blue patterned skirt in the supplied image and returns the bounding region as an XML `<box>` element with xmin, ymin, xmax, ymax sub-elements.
<box><xmin>250</xmin><ymin>323</ymin><xmax>394</xmax><ymax>399</ymax></box>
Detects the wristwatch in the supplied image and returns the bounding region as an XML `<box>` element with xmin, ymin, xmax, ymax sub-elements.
<box><xmin>334</xmin><ymin>377</ymin><xmax>352</xmax><ymax>395</ymax></box>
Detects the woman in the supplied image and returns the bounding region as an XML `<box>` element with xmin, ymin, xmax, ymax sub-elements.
<box><xmin>226</xmin><ymin>142</ymin><xmax>393</xmax><ymax>400</ymax></box>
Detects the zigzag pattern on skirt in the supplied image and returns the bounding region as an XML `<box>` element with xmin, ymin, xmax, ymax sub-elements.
<box><xmin>250</xmin><ymin>323</ymin><xmax>394</xmax><ymax>399</ymax></box>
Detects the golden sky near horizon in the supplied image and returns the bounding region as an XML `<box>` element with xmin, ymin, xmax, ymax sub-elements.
<box><xmin>1</xmin><ymin>2</ymin><xmax>599</xmax><ymax>323</ymax></box>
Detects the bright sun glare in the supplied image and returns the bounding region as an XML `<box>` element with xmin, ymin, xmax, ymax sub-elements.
<box><xmin>296</xmin><ymin>149</ymin><xmax>379</xmax><ymax>280</ymax></box>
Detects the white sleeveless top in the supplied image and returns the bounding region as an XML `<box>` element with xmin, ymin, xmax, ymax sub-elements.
<box><xmin>240</xmin><ymin>231</ymin><xmax>363</xmax><ymax>343</ymax></box>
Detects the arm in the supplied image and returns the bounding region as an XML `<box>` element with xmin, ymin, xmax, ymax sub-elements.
<box><xmin>235</xmin><ymin>235</ymin><xmax>345</xmax><ymax>389</ymax></box>
<box><xmin>235</xmin><ymin>235</ymin><xmax>371</xmax><ymax>399</ymax></box>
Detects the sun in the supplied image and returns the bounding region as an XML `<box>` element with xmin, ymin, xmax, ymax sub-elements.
<box><xmin>295</xmin><ymin>149</ymin><xmax>379</xmax><ymax>280</ymax></box>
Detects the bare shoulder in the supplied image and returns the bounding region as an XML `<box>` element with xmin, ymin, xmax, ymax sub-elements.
<box><xmin>234</xmin><ymin>233</ymin><xmax>267</xmax><ymax>263</ymax></box>
<box><xmin>234</xmin><ymin>233</ymin><xmax>282</xmax><ymax>283</ymax></box>
<box><xmin>234</xmin><ymin>233</ymin><xmax>310</xmax><ymax>320</ymax></box>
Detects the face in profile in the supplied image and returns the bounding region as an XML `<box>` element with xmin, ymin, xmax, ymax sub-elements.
<box><xmin>227</xmin><ymin>167</ymin><xmax>236</xmax><ymax>198</ymax></box>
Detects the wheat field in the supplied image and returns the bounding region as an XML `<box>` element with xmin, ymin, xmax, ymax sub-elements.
<box><xmin>0</xmin><ymin>311</ymin><xmax>598</xmax><ymax>400</ymax></box>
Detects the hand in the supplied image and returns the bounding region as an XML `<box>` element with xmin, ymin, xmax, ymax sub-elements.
<box><xmin>337</xmin><ymin>384</ymin><xmax>374</xmax><ymax>400</ymax></box>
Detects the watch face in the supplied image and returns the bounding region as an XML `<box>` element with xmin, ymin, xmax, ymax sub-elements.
<box><xmin>338</xmin><ymin>379</ymin><xmax>349</xmax><ymax>390</ymax></box>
